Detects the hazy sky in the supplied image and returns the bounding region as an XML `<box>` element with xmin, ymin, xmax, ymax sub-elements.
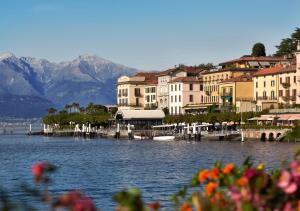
<box><xmin>0</xmin><ymin>0</ymin><xmax>299</xmax><ymax>70</ymax></box>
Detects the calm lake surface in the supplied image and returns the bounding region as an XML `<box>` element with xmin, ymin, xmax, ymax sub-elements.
<box><xmin>0</xmin><ymin>135</ymin><xmax>300</xmax><ymax>210</ymax></box>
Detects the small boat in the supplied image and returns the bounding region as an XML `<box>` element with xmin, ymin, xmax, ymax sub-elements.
<box><xmin>153</xmin><ymin>135</ymin><xmax>175</xmax><ymax>141</ymax></box>
<box><xmin>133</xmin><ymin>135</ymin><xmax>148</xmax><ymax>140</ymax></box>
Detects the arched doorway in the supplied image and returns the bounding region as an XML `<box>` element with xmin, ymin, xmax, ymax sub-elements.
<box><xmin>269</xmin><ymin>133</ymin><xmax>274</xmax><ymax>142</ymax></box>
<box><xmin>261</xmin><ymin>133</ymin><xmax>266</xmax><ymax>142</ymax></box>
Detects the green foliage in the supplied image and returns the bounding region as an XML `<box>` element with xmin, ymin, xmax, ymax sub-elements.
<box><xmin>285</xmin><ymin>121</ymin><xmax>300</xmax><ymax>140</ymax></box>
<box><xmin>113</xmin><ymin>188</ymin><xmax>145</xmax><ymax>211</ymax></box>
<box><xmin>251</xmin><ymin>43</ymin><xmax>266</xmax><ymax>57</ymax></box>
<box><xmin>275</xmin><ymin>27</ymin><xmax>300</xmax><ymax>56</ymax></box>
<box><xmin>43</xmin><ymin>103</ymin><xmax>110</xmax><ymax>127</ymax></box>
<box><xmin>196</xmin><ymin>63</ymin><xmax>215</xmax><ymax>70</ymax></box>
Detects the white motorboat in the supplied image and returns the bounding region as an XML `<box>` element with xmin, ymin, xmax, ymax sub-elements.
<box><xmin>153</xmin><ymin>135</ymin><xmax>175</xmax><ymax>141</ymax></box>
<box><xmin>133</xmin><ymin>135</ymin><xmax>147</xmax><ymax>140</ymax></box>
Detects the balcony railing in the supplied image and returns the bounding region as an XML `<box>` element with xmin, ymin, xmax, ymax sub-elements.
<box><xmin>256</xmin><ymin>96</ymin><xmax>277</xmax><ymax>101</ymax></box>
<box><xmin>129</xmin><ymin>103</ymin><xmax>143</xmax><ymax>107</ymax></box>
<box><xmin>118</xmin><ymin>103</ymin><xmax>129</xmax><ymax>107</ymax></box>
<box><xmin>281</xmin><ymin>95</ymin><xmax>296</xmax><ymax>101</ymax></box>
<box><xmin>220</xmin><ymin>92</ymin><xmax>233</xmax><ymax>97</ymax></box>
<box><xmin>281</xmin><ymin>82</ymin><xmax>291</xmax><ymax>89</ymax></box>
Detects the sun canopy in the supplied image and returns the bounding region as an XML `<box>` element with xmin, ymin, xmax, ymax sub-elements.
<box><xmin>115</xmin><ymin>110</ymin><xmax>165</xmax><ymax>120</ymax></box>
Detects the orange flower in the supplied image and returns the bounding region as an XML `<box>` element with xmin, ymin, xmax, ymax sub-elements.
<box><xmin>205</xmin><ymin>182</ymin><xmax>218</xmax><ymax>196</ymax></box>
<box><xmin>198</xmin><ymin>170</ymin><xmax>209</xmax><ymax>183</ymax></box>
<box><xmin>209</xmin><ymin>168</ymin><xmax>220</xmax><ymax>180</ymax></box>
<box><xmin>180</xmin><ymin>202</ymin><xmax>192</xmax><ymax>211</ymax></box>
<box><xmin>298</xmin><ymin>200</ymin><xmax>300</xmax><ymax>211</ymax></box>
<box><xmin>222</xmin><ymin>163</ymin><xmax>235</xmax><ymax>174</ymax></box>
<box><xmin>237</xmin><ymin>177</ymin><xmax>249</xmax><ymax>187</ymax></box>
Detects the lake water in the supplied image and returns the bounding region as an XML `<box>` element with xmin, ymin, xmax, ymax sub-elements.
<box><xmin>0</xmin><ymin>135</ymin><xmax>300</xmax><ymax>210</ymax></box>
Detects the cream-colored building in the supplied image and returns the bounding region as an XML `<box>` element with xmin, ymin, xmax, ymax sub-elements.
<box><xmin>253</xmin><ymin>66</ymin><xmax>281</xmax><ymax>112</ymax></box>
<box><xmin>117</xmin><ymin>73</ymin><xmax>158</xmax><ymax>110</ymax></box>
<box><xmin>157</xmin><ymin>66</ymin><xmax>203</xmax><ymax>110</ymax></box>
<box><xmin>278</xmin><ymin>65</ymin><xmax>298</xmax><ymax>106</ymax></box>
<box><xmin>219</xmin><ymin>75</ymin><xmax>255</xmax><ymax>112</ymax></box>
<box><xmin>168</xmin><ymin>77</ymin><xmax>204</xmax><ymax>115</ymax></box>
<box><xmin>144</xmin><ymin>85</ymin><xmax>158</xmax><ymax>109</ymax></box>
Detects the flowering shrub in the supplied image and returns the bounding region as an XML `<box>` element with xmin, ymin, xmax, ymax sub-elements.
<box><xmin>2</xmin><ymin>152</ymin><xmax>300</xmax><ymax>211</ymax></box>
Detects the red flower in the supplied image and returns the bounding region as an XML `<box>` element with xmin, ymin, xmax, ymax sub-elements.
<box><xmin>148</xmin><ymin>202</ymin><xmax>160</xmax><ymax>210</ymax></box>
<box><xmin>32</xmin><ymin>162</ymin><xmax>46</xmax><ymax>177</ymax></box>
<box><xmin>244</xmin><ymin>168</ymin><xmax>257</xmax><ymax>179</ymax></box>
<box><xmin>73</xmin><ymin>197</ymin><xmax>96</xmax><ymax>211</ymax></box>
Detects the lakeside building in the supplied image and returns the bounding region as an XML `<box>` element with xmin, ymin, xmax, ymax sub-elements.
<box><xmin>117</xmin><ymin>73</ymin><xmax>158</xmax><ymax>110</ymax></box>
<box><xmin>203</xmin><ymin>68</ymin><xmax>257</xmax><ymax>107</ymax></box>
<box><xmin>157</xmin><ymin>65</ymin><xmax>204</xmax><ymax>110</ymax></box>
<box><xmin>168</xmin><ymin>76</ymin><xmax>204</xmax><ymax>115</ymax></box>
<box><xmin>219</xmin><ymin>74</ymin><xmax>255</xmax><ymax>112</ymax></box>
<box><xmin>203</xmin><ymin>56</ymin><xmax>291</xmax><ymax>110</ymax></box>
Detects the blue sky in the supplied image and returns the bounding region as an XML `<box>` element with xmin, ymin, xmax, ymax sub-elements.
<box><xmin>0</xmin><ymin>0</ymin><xmax>299</xmax><ymax>70</ymax></box>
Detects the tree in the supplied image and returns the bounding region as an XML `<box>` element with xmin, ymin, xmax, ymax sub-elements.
<box><xmin>275</xmin><ymin>27</ymin><xmax>300</xmax><ymax>56</ymax></box>
<box><xmin>252</xmin><ymin>43</ymin><xmax>266</xmax><ymax>57</ymax></box>
<box><xmin>196</xmin><ymin>63</ymin><xmax>215</xmax><ymax>70</ymax></box>
<box><xmin>47</xmin><ymin>108</ymin><xmax>57</xmax><ymax>115</ymax></box>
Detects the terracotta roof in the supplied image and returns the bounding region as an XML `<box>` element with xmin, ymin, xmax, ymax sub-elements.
<box><xmin>220</xmin><ymin>74</ymin><xmax>253</xmax><ymax>83</ymax></box>
<box><xmin>252</xmin><ymin>66</ymin><xmax>283</xmax><ymax>77</ymax></box>
<box><xmin>134</xmin><ymin>72</ymin><xmax>158</xmax><ymax>84</ymax></box>
<box><xmin>159</xmin><ymin>65</ymin><xmax>204</xmax><ymax>76</ymax></box>
<box><xmin>170</xmin><ymin>77</ymin><xmax>201</xmax><ymax>83</ymax></box>
<box><xmin>202</xmin><ymin>68</ymin><xmax>257</xmax><ymax>75</ymax></box>
<box><xmin>279</xmin><ymin>65</ymin><xmax>296</xmax><ymax>74</ymax></box>
<box><xmin>219</xmin><ymin>56</ymin><xmax>288</xmax><ymax>66</ymax></box>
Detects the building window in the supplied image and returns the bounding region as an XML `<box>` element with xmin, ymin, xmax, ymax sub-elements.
<box><xmin>256</xmin><ymin>92</ymin><xmax>258</xmax><ymax>99</ymax></box>
<box><xmin>175</xmin><ymin>107</ymin><xmax>177</xmax><ymax>115</ymax></box>
<box><xmin>280</xmin><ymin>77</ymin><xmax>282</xmax><ymax>84</ymax></box>
<box><xmin>294</xmin><ymin>76</ymin><xmax>296</xmax><ymax>83</ymax></box>
<box><xmin>189</xmin><ymin>95</ymin><xmax>194</xmax><ymax>102</ymax></box>
<box><xmin>175</xmin><ymin>84</ymin><xmax>177</xmax><ymax>91</ymax></box>
<box><xmin>271</xmin><ymin>80</ymin><xmax>275</xmax><ymax>87</ymax></box>
<box><xmin>201</xmin><ymin>95</ymin><xmax>203</xmax><ymax>103</ymax></box>
<box><xmin>293</xmin><ymin>89</ymin><xmax>296</xmax><ymax>96</ymax></box>
<box><xmin>171</xmin><ymin>107</ymin><xmax>173</xmax><ymax>115</ymax></box>
<box><xmin>200</xmin><ymin>84</ymin><xmax>203</xmax><ymax>91</ymax></box>
<box><xmin>263</xmin><ymin>91</ymin><xmax>267</xmax><ymax>99</ymax></box>
<box><xmin>175</xmin><ymin>95</ymin><xmax>177</xmax><ymax>102</ymax></box>
<box><xmin>279</xmin><ymin>90</ymin><xmax>283</xmax><ymax>97</ymax></box>
<box><xmin>179</xmin><ymin>107</ymin><xmax>181</xmax><ymax>115</ymax></box>
<box><xmin>189</xmin><ymin>84</ymin><xmax>193</xmax><ymax>91</ymax></box>
<box><xmin>171</xmin><ymin>85</ymin><xmax>173</xmax><ymax>91</ymax></box>
<box><xmin>256</xmin><ymin>82</ymin><xmax>258</xmax><ymax>88</ymax></box>
<box><xmin>263</xmin><ymin>81</ymin><xmax>266</xmax><ymax>87</ymax></box>
<box><xmin>136</xmin><ymin>98</ymin><xmax>140</xmax><ymax>106</ymax></box>
<box><xmin>286</xmin><ymin>90</ymin><xmax>290</xmax><ymax>97</ymax></box>
<box><xmin>286</xmin><ymin>77</ymin><xmax>290</xmax><ymax>84</ymax></box>
<box><xmin>171</xmin><ymin>96</ymin><xmax>173</xmax><ymax>103</ymax></box>
<box><xmin>134</xmin><ymin>88</ymin><xmax>141</xmax><ymax>97</ymax></box>
<box><xmin>179</xmin><ymin>95</ymin><xmax>181</xmax><ymax>102</ymax></box>
<box><xmin>178</xmin><ymin>84</ymin><xmax>181</xmax><ymax>91</ymax></box>
<box><xmin>271</xmin><ymin>91</ymin><xmax>275</xmax><ymax>100</ymax></box>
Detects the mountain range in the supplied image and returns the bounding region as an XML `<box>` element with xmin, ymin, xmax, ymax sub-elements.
<box><xmin>0</xmin><ymin>52</ymin><xmax>139</xmax><ymax>118</ymax></box>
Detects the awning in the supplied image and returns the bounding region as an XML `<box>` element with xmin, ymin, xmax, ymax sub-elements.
<box><xmin>248</xmin><ymin>61</ymin><xmax>259</xmax><ymax>67</ymax></box>
<box><xmin>115</xmin><ymin>110</ymin><xmax>165</xmax><ymax>120</ymax></box>
<box><xmin>248</xmin><ymin>116</ymin><xmax>274</xmax><ymax>121</ymax></box>
<box><xmin>259</xmin><ymin>61</ymin><xmax>270</xmax><ymax>66</ymax></box>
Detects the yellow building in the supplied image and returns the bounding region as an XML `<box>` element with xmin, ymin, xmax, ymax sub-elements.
<box><xmin>203</xmin><ymin>69</ymin><xmax>257</xmax><ymax>106</ymax></box>
<box><xmin>117</xmin><ymin>73</ymin><xmax>158</xmax><ymax>110</ymax></box>
<box><xmin>219</xmin><ymin>75</ymin><xmax>255</xmax><ymax>112</ymax></box>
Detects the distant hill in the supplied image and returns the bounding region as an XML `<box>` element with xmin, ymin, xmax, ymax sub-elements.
<box><xmin>0</xmin><ymin>52</ymin><xmax>139</xmax><ymax>118</ymax></box>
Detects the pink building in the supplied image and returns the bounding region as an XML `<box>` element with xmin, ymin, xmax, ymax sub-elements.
<box><xmin>168</xmin><ymin>77</ymin><xmax>204</xmax><ymax>115</ymax></box>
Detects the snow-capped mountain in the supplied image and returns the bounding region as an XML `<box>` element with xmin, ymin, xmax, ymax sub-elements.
<box><xmin>0</xmin><ymin>52</ymin><xmax>139</xmax><ymax>118</ymax></box>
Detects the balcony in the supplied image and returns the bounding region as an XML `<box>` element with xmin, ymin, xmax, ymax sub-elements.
<box><xmin>281</xmin><ymin>95</ymin><xmax>296</xmax><ymax>101</ymax></box>
<box><xmin>117</xmin><ymin>103</ymin><xmax>129</xmax><ymax>107</ymax></box>
<box><xmin>220</xmin><ymin>92</ymin><xmax>233</xmax><ymax>98</ymax></box>
<box><xmin>256</xmin><ymin>96</ymin><xmax>277</xmax><ymax>101</ymax></box>
<box><xmin>281</xmin><ymin>82</ymin><xmax>291</xmax><ymax>89</ymax></box>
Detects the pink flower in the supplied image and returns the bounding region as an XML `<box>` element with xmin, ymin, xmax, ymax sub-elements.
<box><xmin>244</xmin><ymin>168</ymin><xmax>257</xmax><ymax>179</ymax></box>
<box><xmin>278</xmin><ymin>171</ymin><xmax>291</xmax><ymax>189</ymax></box>
<box><xmin>282</xmin><ymin>202</ymin><xmax>293</xmax><ymax>211</ymax></box>
<box><xmin>31</xmin><ymin>162</ymin><xmax>46</xmax><ymax>177</ymax></box>
<box><xmin>278</xmin><ymin>170</ymin><xmax>298</xmax><ymax>194</ymax></box>
<box><xmin>290</xmin><ymin>160</ymin><xmax>300</xmax><ymax>179</ymax></box>
<box><xmin>283</xmin><ymin>182</ymin><xmax>297</xmax><ymax>194</ymax></box>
